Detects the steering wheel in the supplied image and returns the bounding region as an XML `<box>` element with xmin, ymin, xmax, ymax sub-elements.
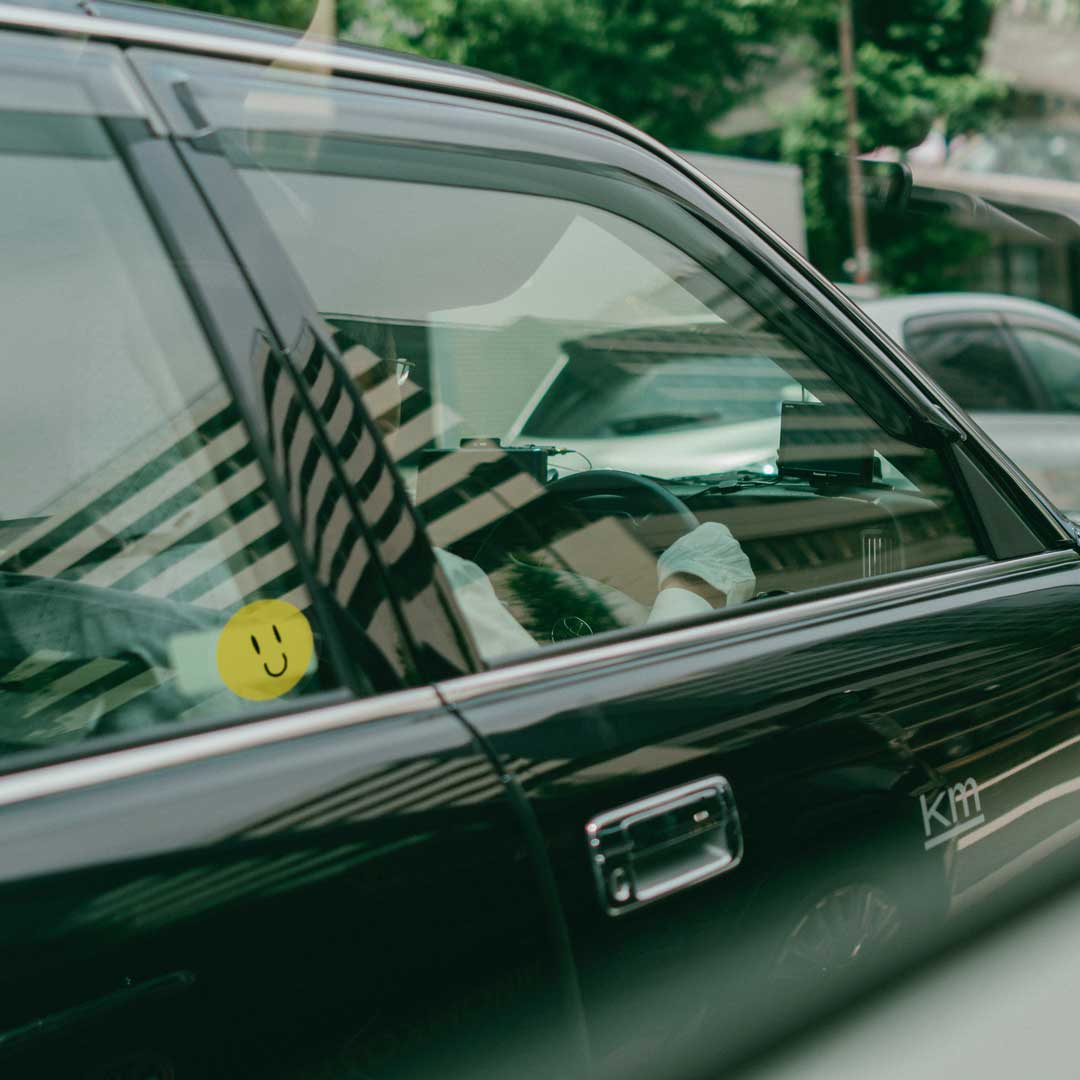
<box><xmin>462</xmin><ymin>468</ymin><xmax>701</xmax><ymax>644</ymax></box>
<box><xmin>543</xmin><ymin>468</ymin><xmax>699</xmax><ymax>532</ymax></box>
<box><xmin>470</xmin><ymin>467</ymin><xmax>699</xmax><ymax>575</ymax></box>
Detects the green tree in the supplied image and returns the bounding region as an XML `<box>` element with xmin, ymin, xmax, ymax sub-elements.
<box><xmin>377</xmin><ymin>0</ymin><xmax>807</xmax><ymax>148</ymax></box>
<box><xmin>781</xmin><ymin>0</ymin><xmax>1005</xmax><ymax>287</ymax></box>
<box><xmin>148</xmin><ymin>0</ymin><xmax>361</xmax><ymax>34</ymax></box>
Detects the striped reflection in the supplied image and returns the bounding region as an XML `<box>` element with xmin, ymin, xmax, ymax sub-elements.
<box><xmin>0</xmin><ymin>343</ymin><xmax>309</xmax><ymax>745</ymax></box>
<box><xmin>50</xmin><ymin>753</ymin><xmax>503</xmax><ymax>937</ymax></box>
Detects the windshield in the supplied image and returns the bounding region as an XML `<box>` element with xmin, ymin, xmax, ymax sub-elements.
<box><xmin>518</xmin><ymin>326</ymin><xmax>802</xmax><ymax>439</ymax></box>
<box><xmin>236</xmin><ymin>157</ymin><xmax>865</xmax><ymax>487</ymax></box>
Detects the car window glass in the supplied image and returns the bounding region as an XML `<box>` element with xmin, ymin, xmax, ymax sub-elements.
<box><xmin>254</xmin><ymin>175</ymin><xmax>981</xmax><ymax>657</ymax></box>
<box><xmin>1012</xmin><ymin>326</ymin><xmax>1080</xmax><ymax>412</ymax></box>
<box><xmin>153</xmin><ymin>65</ymin><xmax>982</xmax><ymax>664</ymax></box>
<box><xmin>0</xmin><ymin>89</ymin><xmax>350</xmax><ymax>754</ymax></box>
<box><xmin>904</xmin><ymin>321</ymin><xmax>1035</xmax><ymax>412</ymax></box>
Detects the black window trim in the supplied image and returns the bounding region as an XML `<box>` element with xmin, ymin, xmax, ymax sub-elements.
<box><xmin>167</xmin><ymin>135</ymin><xmax>483</xmax><ymax>683</ymax></box>
<box><xmin>104</xmin><ymin>117</ymin><xmax>373</xmax><ymax>698</ymax></box>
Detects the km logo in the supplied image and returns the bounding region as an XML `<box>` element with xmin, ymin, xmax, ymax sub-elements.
<box><xmin>920</xmin><ymin>777</ymin><xmax>984</xmax><ymax>850</ymax></box>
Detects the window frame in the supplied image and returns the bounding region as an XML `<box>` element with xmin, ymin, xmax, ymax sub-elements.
<box><xmin>109</xmin><ymin>122</ymin><xmax>391</xmax><ymax>701</ymax></box>
<box><xmin>164</xmin><ymin>142</ymin><xmax>482</xmax><ymax>685</ymax></box>
<box><xmin>121</xmin><ymin>36</ymin><xmax>1077</xmax><ymax>549</ymax></box>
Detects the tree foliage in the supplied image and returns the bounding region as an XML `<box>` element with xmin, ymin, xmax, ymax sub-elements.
<box><xmin>379</xmin><ymin>0</ymin><xmax>806</xmax><ymax>148</ymax></box>
<box><xmin>148</xmin><ymin>0</ymin><xmax>362</xmax><ymax>35</ymax></box>
<box><xmin>781</xmin><ymin>0</ymin><xmax>1004</xmax><ymax>285</ymax></box>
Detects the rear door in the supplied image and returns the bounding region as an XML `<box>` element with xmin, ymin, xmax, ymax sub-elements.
<box><xmin>0</xmin><ymin>31</ymin><xmax>573</xmax><ymax>1080</ymax></box>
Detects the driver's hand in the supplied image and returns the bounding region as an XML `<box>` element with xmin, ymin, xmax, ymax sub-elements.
<box><xmin>657</xmin><ymin>522</ymin><xmax>756</xmax><ymax>608</ymax></box>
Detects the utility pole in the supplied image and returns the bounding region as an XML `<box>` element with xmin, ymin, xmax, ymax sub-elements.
<box><xmin>838</xmin><ymin>0</ymin><xmax>871</xmax><ymax>284</ymax></box>
<box><xmin>308</xmin><ymin>0</ymin><xmax>336</xmax><ymax>41</ymax></box>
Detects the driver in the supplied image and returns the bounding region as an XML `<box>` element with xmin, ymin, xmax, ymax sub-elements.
<box><xmin>342</xmin><ymin>323</ymin><xmax>757</xmax><ymax>661</ymax></box>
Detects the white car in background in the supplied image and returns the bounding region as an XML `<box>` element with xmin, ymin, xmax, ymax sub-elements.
<box><xmin>861</xmin><ymin>292</ymin><xmax>1080</xmax><ymax>516</ymax></box>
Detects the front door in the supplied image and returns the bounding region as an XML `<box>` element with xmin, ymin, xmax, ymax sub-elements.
<box><xmin>126</xmin><ymin>43</ymin><xmax>1080</xmax><ymax>1080</ymax></box>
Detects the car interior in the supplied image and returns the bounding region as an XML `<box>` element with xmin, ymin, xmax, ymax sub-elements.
<box><xmin>328</xmin><ymin>311</ymin><xmax>980</xmax><ymax>653</ymax></box>
<box><xmin>127</xmin><ymin>104</ymin><xmax>978</xmax><ymax>657</ymax></box>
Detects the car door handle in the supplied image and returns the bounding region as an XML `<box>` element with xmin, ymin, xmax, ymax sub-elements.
<box><xmin>585</xmin><ymin>776</ymin><xmax>743</xmax><ymax>916</ymax></box>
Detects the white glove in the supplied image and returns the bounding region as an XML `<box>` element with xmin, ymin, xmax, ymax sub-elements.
<box><xmin>656</xmin><ymin>522</ymin><xmax>756</xmax><ymax>607</ymax></box>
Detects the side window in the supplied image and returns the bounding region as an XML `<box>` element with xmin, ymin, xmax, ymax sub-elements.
<box><xmin>138</xmin><ymin>57</ymin><xmax>982</xmax><ymax>664</ymax></box>
<box><xmin>1012</xmin><ymin>325</ymin><xmax>1080</xmax><ymax>411</ymax></box>
<box><xmin>904</xmin><ymin>319</ymin><xmax>1036</xmax><ymax>412</ymax></box>
<box><xmin>0</xmin><ymin>43</ymin><xmax>347</xmax><ymax>754</ymax></box>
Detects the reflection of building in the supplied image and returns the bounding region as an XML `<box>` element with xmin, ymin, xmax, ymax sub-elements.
<box><xmin>905</xmin><ymin>2</ymin><xmax>1080</xmax><ymax>313</ymax></box>
<box><xmin>986</xmin><ymin>0</ymin><xmax>1080</xmax><ymax>106</ymax></box>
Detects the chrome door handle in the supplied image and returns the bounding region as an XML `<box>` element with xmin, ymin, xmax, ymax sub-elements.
<box><xmin>585</xmin><ymin>776</ymin><xmax>743</xmax><ymax>916</ymax></box>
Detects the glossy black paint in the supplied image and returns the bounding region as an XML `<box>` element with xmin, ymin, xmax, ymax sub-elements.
<box><xmin>450</xmin><ymin>554</ymin><xmax>1080</xmax><ymax>1076</ymax></box>
<box><xmin>0</xmin><ymin>25</ymin><xmax>565</xmax><ymax>1080</ymax></box>
<box><xmin>0</xmin><ymin>698</ymin><xmax>571</xmax><ymax>1078</ymax></box>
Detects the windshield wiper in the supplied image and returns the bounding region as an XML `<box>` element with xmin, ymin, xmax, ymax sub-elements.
<box><xmin>606</xmin><ymin>411</ymin><xmax>724</xmax><ymax>436</ymax></box>
<box><xmin>667</xmin><ymin>470</ymin><xmax>783</xmax><ymax>490</ymax></box>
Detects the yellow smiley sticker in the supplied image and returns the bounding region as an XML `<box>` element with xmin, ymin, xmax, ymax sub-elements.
<box><xmin>216</xmin><ymin>599</ymin><xmax>314</xmax><ymax>701</ymax></box>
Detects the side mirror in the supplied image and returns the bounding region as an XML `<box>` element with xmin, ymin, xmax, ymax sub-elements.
<box><xmin>832</xmin><ymin>156</ymin><xmax>913</xmax><ymax>213</ymax></box>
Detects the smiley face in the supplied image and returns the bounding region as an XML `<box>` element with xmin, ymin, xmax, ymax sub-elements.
<box><xmin>216</xmin><ymin>599</ymin><xmax>314</xmax><ymax>701</ymax></box>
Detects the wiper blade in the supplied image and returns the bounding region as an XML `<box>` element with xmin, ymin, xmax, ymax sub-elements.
<box><xmin>607</xmin><ymin>411</ymin><xmax>723</xmax><ymax>436</ymax></box>
<box><xmin>668</xmin><ymin>471</ymin><xmax>741</xmax><ymax>488</ymax></box>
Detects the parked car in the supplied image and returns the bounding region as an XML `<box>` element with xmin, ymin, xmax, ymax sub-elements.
<box><xmin>861</xmin><ymin>292</ymin><xmax>1080</xmax><ymax>516</ymax></box>
<box><xmin>4</xmin><ymin>5</ymin><xmax>1080</xmax><ymax>1080</ymax></box>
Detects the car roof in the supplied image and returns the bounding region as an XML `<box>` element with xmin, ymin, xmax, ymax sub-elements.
<box><xmin>860</xmin><ymin>291</ymin><xmax>1080</xmax><ymax>342</ymax></box>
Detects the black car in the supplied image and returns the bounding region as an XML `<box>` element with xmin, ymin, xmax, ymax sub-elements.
<box><xmin>1</xmin><ymin>4</ymin><xmax>1080</xmax><ymax>1078</ymax></box>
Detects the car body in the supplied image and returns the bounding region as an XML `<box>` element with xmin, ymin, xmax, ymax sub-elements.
<box><xmin>2</xmin><ymin>6</ymin><xmax>1080</xmax><ymax>1080</ymax></box>
<box><xmin>862</xmin><ymin>292</ymin><xmax>1080</xmax><ymax>516</ymax></box>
